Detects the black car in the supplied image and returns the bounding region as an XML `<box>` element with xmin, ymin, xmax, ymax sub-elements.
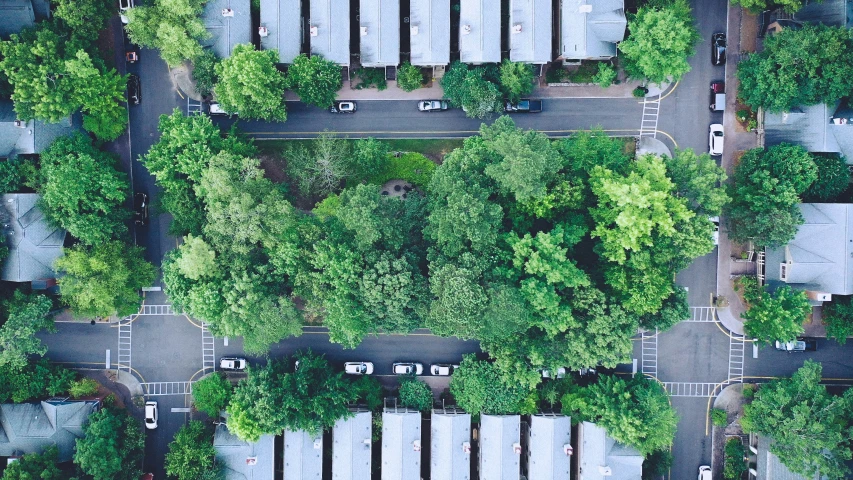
<box><xmin>127</xmin><ymin>74</ymin><xmax>141</xmax><ymax>105</ymax></box>
<box><xmin>712</xmin><ymin>33</ymin><xmax>726</xmax><ymax>66</ymax></box>
<box><xmin>133</xmin><ymin>192</ymin><xmax>148</xmax><ymax>226</ymax></box>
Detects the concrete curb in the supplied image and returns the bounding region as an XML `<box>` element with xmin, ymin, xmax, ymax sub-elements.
<box><xmin>115</xmin><ymin>369</ymin><xmax>144</xmax><ymax>397</ymax></box>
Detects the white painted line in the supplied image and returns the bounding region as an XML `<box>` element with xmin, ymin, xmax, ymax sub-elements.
<box><xmin>141</xmin><ymin>287</ymin><xmax>162</xmax><ymax>292</ymax></box>
<box><xmin>171</xmin><ymin>408</ymin><xmax>191</xmax><ymax>413</ymax></box>
<box><xmin>106</xmin><ymin>350</ymin><xmax>110</xmax><ymax>370</ymax></box>
<box><xmin>632</xmin><ymin>359</ymin><xmax>637</xmax><ymax>376</ymax></box>
<box><xmin>224</xmin><ymin>337</ymin><xmax>229</xmax><ymax>346</ymax></box>
<box><xmin>753</xmin><ymin>344</ymin><xmax>758</xmax><ymax>359</ymax></box>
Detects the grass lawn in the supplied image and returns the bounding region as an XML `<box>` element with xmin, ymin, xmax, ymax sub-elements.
<box><xmin>257</xmin><ymin>138</ymin><xmax>463</xmax><ymax>159</ymax></box>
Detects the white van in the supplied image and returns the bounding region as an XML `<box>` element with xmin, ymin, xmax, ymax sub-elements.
<box><xmin>208</xmin><ymin>102</ymin><xmax>228</xmax><ymax>115</ymax></box>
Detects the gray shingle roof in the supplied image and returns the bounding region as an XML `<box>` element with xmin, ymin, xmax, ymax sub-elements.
<box><xmin>214</xmin><ymin>423</ymin><xmax>276</xmax><ymax>480</ymax></box>
<box><xmin>430</xmin><ymin>410</ymin><xmax>471</xmax><ymax>480</ymax></box>
<box><xmin>0</xmin><ymin>100</ymin><xmax>82</xmax><ymax>160</ymax></box>
<box><xmin>578</xmin><ymin>422</ymin><xmax>642</xmax><ymax>480</ymax></box>
<box><xmin>526</xmin><ymin>414</ymin><xmax>571</xmax><ymax>480</ymax></box>
<box><xmin>509</xmin><ymin>0</ymin><xmax>552</xmax><ymax>63</ymax></box>
<box><xmin>260</xmin><ymin>0</ymin><xmax>302</xmax><ymax>63</ymax></box>
<box><xmin>0</xmin><ymin>400</ymin><xmax>97</xmax><ymax>462</ymax></box>
<box><xmin>793</xmin><ymin>0</ymin><xmax>852</xmax><ymax>27</ymax></box>
<box><xmin>360</xmin><ymin>0</ymin><xmax>400</xmax><ymax>67</ymax></box>
<box><xmin>381</xmin><ymin>408</ymin><xmax>421</xmax><ymax>480</ymax></box>
<box><xmin>478</xmin><ymin>415</ymin><xmax>520</xmax><ymax>480</ymax></box>
<box><xmin>409</xmin><ymin>0</ymin><xmax>450</xmax><ymax>66</ymax></box>
<box><xmin>201</xmin><ymin>0</ymin><xmax>252</xmax><ymax>59</ymax></box>
<box><xmin>283</xmin><ymin>429</ymin><xmax>323</xmax><ymax>480</ymax></box>
<box><xmin>333</xmin><ymin>410</ymin><xmax>372</xmax><ymax>480</ymax></box>
<box><xmin>459</xmin><ymin>0</ymin><xmax>501</xmax><ymax>64</ymax></box>
<box><xmin>0</xmin><ymin>0</ymin><xmax>34</xmax><ymax>39</ymax></box>
<box><xmin>764</xmin><ymin>102</ymin><xmax>853</xmax><ymax>164</ymax></box>
<box><xmin>560</xmin><ymin>0</ymin><xmax>626</xmax><ymax>60</ymax></box>
<box><xmin>756</xmin><ymin>435</ymin><xmax>828</xmax><ymax>480</ymax></box>
<box><xmin>310</xmin><ymin>0</ymin><xmax>351</xmax><ymax>65</ymax></box>
<box><xmin>1</xmin><ymin>194</ymin><xmax>66</xmax><ymax>283</ymax></box>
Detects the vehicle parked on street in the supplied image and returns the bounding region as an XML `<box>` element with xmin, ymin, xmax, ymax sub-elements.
<box><xmin>698</xmin><ymin>465</ymin><xmax>712</xmax><ymax>480</ymax></box>
<box><xmin>344</xmin><ymin>362</ymin><xmax>374</xmax><ymax>375</ymax></box>
<box><xmin>541</xmin><ymin>367</ymin><xmax>567</xmax><ymax>379</ymax></box>
<box><xmin>208</xmin><ymin>102</ymin><xmax>229</xmax><ymax>115</ymax></box>
<box><xmin>710</xmin><ymin>81</ymin><xmax>725</xmax><ymax>111</ymax></box>
<box><xmin>504</xmin><ymin>99</ymin><xmax>542</xmax><ymax>113</ymax></box>
<box><xmin>775</xmin><ymin>337</ymin><xmax>818</xmax><ymax>352</ymax></box>
<box><xmin>219</xmin><ymin>357</ymin><xmax>247</xmax><ymax>370</ymax></box>
<box><xmin>418</xmin><ymin>100</ymin><xmax>449</xmax><ymax>112</ymax></box>
<box><xmin>127</xmin><ymin>74</ymin><xmax>141</xmax><ymax>105</ymax></box>
<box><xmin>329</xmin><ymin>101</ymin><xmax>357</xmax><ymax>113</ymax></box>
<box><xmin>126</xmin><ymin>51</ymin><xmax>138</xmax><ymax>63</ymax></box>
<box><xmin>133</xmin><ymin>192</ymin><xmax>148</xmax><ymax>226</ymax></box>
<box><xmin>119</xmin><ymin>0</ymin><xmax>134</xmax><ymax>24</ymax></box>
<box><xmin>430</xmin><ymin>364</ymin><xmax>457</xmax><ymax>376</ymax></box>
<box><xmin>709</xmin><ymin>124</ymin><xmax>724</xmax><ymax>156</ymax></box>
<box><xmin>710</xmin><ymin>216</ymin><xmax>720</xmax><ymax>245</ymax></box>
<box><xmin>144</xmin><ymin>401</ymin><xmax>158</xmax><ymax>430</ymax></box>
<box><xmin>712</xmin><ymin>33</ymin><xmax>726</xmax><ymax>65</ymax></box>
<box><xmin>392</xmin><ymin>362</ymin><xmax>424</xmax><ymax>375</ymax></box>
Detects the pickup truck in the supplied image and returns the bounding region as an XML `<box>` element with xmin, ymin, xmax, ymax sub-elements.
<box><xmin>775</xmin><ymin>337</ymin><xmax>818</xmax><ymax>352</ymax></box>
<box><xmin>505</xmin><ymin>99</ymin><xmax>542</xmax><ymax>113</ymax></box>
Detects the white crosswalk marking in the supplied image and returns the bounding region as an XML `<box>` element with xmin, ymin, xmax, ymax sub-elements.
<box><xmin>202</xmin><ymin>322</ymin><xmax>215</xmax><ymax>374</ymax></box>
<box><xmin>140</xmin><ymin>382</ymin><xmax>193</xmax><ymax>396</ymax></box>
<box><xmin>640</xmin><ymin>97</ymin><xmax>661</xmax><ymax>138</ymax></box>
<box><xmin>663</xmin><ymin>382</ymin><xmax>720</xmax><ymax>397</ymax></box>
<box><xmin>728</xmin><ymin>332</ymin><xmax>746</xmax><ymax>383</ymax></box>
<box><xmin>137</xmin><ymin>304</ymin><xmax>176</xmax><ymax>315</ymax></box>
<box><xmin>685</xmin><ymin>307</ymin><xmax>717</xmax><ymax>322</ymax></box>
<box><xmin>117</xmin><ymin>316</ymin><xmax>132</xmax><ymax>373</ymax></box>
<box><xmin>641</xmin><ymin>329</ymin><xmax>658</xmax><ymax>378</ymax></box>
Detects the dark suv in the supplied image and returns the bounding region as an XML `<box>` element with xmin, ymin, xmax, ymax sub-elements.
<box><xmin>712</xmin><ymin>33</ymin><xmax>726</xmax><ymax>66</ymax></box>
<box><xmin>133</xmin><ymin>192</ymin><xmax>148</xmax><ymax>226</ymax></box>
<box><xmin>127</xmin><ymin>74</ymin><xmax>141</xmax><ymax>105</ymax></box>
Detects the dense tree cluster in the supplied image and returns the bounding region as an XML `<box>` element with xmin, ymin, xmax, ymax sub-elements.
<box><xmin>440</xmin><ymin>61</ymin><xmax>534</xmax><ymax>118</ymax></box>
<box><xmin>0</xmin><ymin>292</ymin><xmax>55</xmax><ymax>369</ymax></box>
<box><xmin>742</xmin><ymin>285</ymin><xmax>811</xmax><ymax>345</ymax></box>
<box><xmin>214</xmin><ymin>44</ymin><xmax>287</xmax><ymax>121</ymax></box>
<box><xmin>165</xmin><ymin>421</ymin><xmax>220</xmax><ymax>480</ymax></box>
<box><xmin>731</xmin><ymin>0</ymin><xmax>805</xmax><ymax>14</ymax></box>
<box><xmin>74</xmin><ymin>405</ymin><xmax>145</xmax><ymax>480</ymax></box>
<box><xmin>125</xmin><ymin>0</ymin><xmax>209</xmax><ymax>67</ymax></box>
<box><xmin>191</xmin><ymin>372</ymin><xmax>233</xmax><ymax>416</ymax></box>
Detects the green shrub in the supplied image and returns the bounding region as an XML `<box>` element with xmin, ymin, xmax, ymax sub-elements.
<box><xmin>734</xmin><ymin>276</ymin><xmax>762</xmax><ymax>305</ymax></box>
<box><xmin>724</xmin><ymin>438</ymin><xmax>747</xmax><ymax>480</ymax></box>
<box><xmin>823</xmin><ymin>295</ymin><xmax>853</xmax><ymax>345</ymax></box>
<box><xmin>69</xmin><ymin>378</ymin><xmax>99</xmax><ymax>398</ymax></box>
<box><xmin>804</xmin><ymin>154</ymin><xmax>850</xmax><ymax>202</ymax></box>
<box><xmin>368</xmin><ymin>152</ymin><xmax>436</xmax><ymax>187</ymax></box>
<box><xmin>712</xmin><ymin>407</ymin><xmax>728</xmax><ymax>427</ymax></box>
<box><xmin>593</xmin><ymin>63</ymin><xmax>617</xmax><ymax>88</ymax></box>
<box><xmin>633</xmin><ymin>86</ymin><xmax>648</xmax><ymax>98</ymax></box>
<box><xmin>191</xmin><ymin>372</ymin><xmax>232</xmax><ymax>416</ymax></box>
<box><xmin>0</xmin><ymin>159</ymin><xmax>23</xmax><ymax>194</ymax></box>
<box><xmin>642</xmin><ymin>449</ymin><xmax>673</xmax><ymax>480</ymax></box>
<box><xmin>397</xmin><ymin>62</ymin><xmax>424</xmax><ymax>92</ymax></box>
<box><xmin>398</xmin><ymin>378</ymin><xmax>433</xmax><ymax>411</ymax></box>
<box><xmin>352</xmin><ymin>375</ymin><xmax>383</xmax><ymax>411</ymax></box>
<box><xmin>192</xmin><ymin>50</ymin><xmax>219</xmax><ymax>98</ymax></box>
<box><xmin>545</xmin><ymin>67</ymin><xmax>569</xmax><ymax>84</ymax></box>
<box><xmin>354</xmin><ymin>68</ymin><xmax>387</xmax><ymax>91</ymax></box>
<box><xmin>742</xmin><ymin>384</ymin><xmax>756</xmax><ymax>399</ymax></box>
<box><xmin>736</xmin><ymin>109</ymin><xmax>750</xmax><ymax>123</ymax></box>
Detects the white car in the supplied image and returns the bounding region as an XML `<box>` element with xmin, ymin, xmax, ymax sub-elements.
<box><xmin>219</xmin><ymin>357</ymin><xmax>246</xmax><ymax>371</ymax></box>
<box><xmin>209</xmin><ymin>102</ymin><xmax>229</xmax><ymax>115</ymax></box>
<box><xmin>709</xmin><ymin>216</ymin><xmax>720</xmax><ymax>245</ymax></box>
<box><xmin>392</xmin><ymin>362</ymin><xmax>424</xmax><ymax>375</ymax></box>
<box><xmin>330</xmin><ymin>101</ymin><xmax>357</xmax><ymax>113</ymax></box>
<box><xmin>418</xmin><ymin>100</ymin><xmax>449</xmax><ymax>112</ymax></box>
<box><xmin>698</xmin><ymin>465</ymin><xmax>712</xmax><ymax>480</ymax></box>
<box><xmin>144</xmin><ymin>401</ymin><xmax>158</xmax><ymax>430</ymax></box>
<box><xmin>709</xmin><ymin>124</ymin><xmax>724</xmax><ymax>156</ymax></box>
<box><xmin>430</xmin><ymin>364</ymin><xmax>457</xmax><ymax>376</ymax></box>
<box><xmin>119</xmin><ymin>0</ymin><xmax>134</xmax><ymax>23</ymax></box>
<box><xmin>344</xmin><ymin>362</ymin><xmax>374</xmax><ymax>375</ymax></box>
<box><xmin>541</xmin><ymin>367</ymin><xmax>567</xmax><ymax>379</ymax></box>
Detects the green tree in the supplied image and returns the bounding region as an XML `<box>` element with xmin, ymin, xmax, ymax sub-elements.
<box><xmin>55</xmin><ymin>241</ymin><xmax>156</xmax><ymax>318</ymax></box>
<box><xmin>192</xmin><ymin>372</ymin><xmax>232</xmax><ymax>416</ymax></box>
<box><xmin>642</xmin><ymin>449</ymin><xmax>674</xmax><ymax>480</ymax></box>
<box><xmin>742</xmin><ymin>360</ymin><xmax>853</xmax><ymax>479</ymax></box>
<box><xmin>1</xmin><ymin>445</ymin><xmax>63</xmax><ymax>480</ymax></box>
<box><xmin>639</xmin><ymin>287</ymin><xmax>690</xmax><ymax>330</ymax></box>
<box><xmin>0</xmin><ymin>359</ymin><xmax>74</xmax><ymax>403</ymax></box>
<box><xmin>284</xmin><ymin>54</ymin><xmax>343</xmax><ymax>108</ymax></box>
<box><xmin>449</xmin><ymin>355</ymin><xmax>536</xmax><ymax>415</ymax></box>
<box><xmin>804</xmin><ymin>154</ymin><xmax>849</xmax><ymax>202</ymax></box>
<box><xmin>165</xmin><ymin>421</ymin><xmax>219</xmax><ymax>480</ymax></box>
<box><xmin>499</xmin><ymin>60</ymin><xmax>534</xmax><ymax>104</ymax></box>
<box><xmin>663</xmin><ymin>148</ymin><xmax>729</xmax><ymax>215</ymax></box>
<box><xmin>396</xmin><ymin>62</ymin><xmax>424</xmax><ymax>92</ymax></box>
<box><xmin>592</xmin><ymin>62</ymin><xmax>617</xmax><ymax>88</ymax></box>
<box><xmin>742</xmin><ymin>285</ymin><xmax>811</xmax><ymax>345</ymax></box>
<box><xmin>618</xmin><ymin>0</ymin><xmax>700</xmax><ymax>84</ymax></box>
<box><xmin>351</xmin><ymin>137</ymin><xmax>390</xmax><ymax>182</ymax></box>
<box><xmin>69</xmin><ymin>378</ymin><xmax>99</xmax><ymax>398</ymax></box>
<box><xmin>732</xmin><ymin>0</ymin><xmax>805</xmax><ymax>14</ymax></box>
<box><xmin>175</xmin><ymin>234</ymin><xmax>217</xmax><ymax>280</ymax></box>
<box><xmin>65</xmin><ymin>50</ymin><xmax>129</xmax><ymax>141</ymax></box>
<box><xmin>0</xmin><ymin>292</ymin><xmax>55</xmax><ymax>369</ymax></box>
<box><xmin>823</xmin><ymin>296</ymin><xmax>853</xmax><ymax>345</ymax></box>
<box><xmin>0</xmin><ymin>159</ymin><xmax>23</xmax><ymax>194</ymax></box>
<box><xmin>52</xmin><ymin>0</ymin><xmax>114</xmax><ymax>41</ymax></box>
<box><xmin>214</xmin><ymin>44</ymin><xmax>286</xmax><ymax>121</ymax></box>
<box><xmin>74</xmin><ymin>407</ymin><xmax>145</xmax><ymax>480</ymax></box>
<box><xmin>737</xmin><ymin>25</ymin><xmax>853</xmax><ymax>112</ymax></box>
<box><xmin>284</xmin><ymin>132</ymin><xmax>352</xmax><ymax>197</ymax></box>
<box><xmin>193</xmin><ymin>50</ymin><xmax>219</xmax><ymax>97</ymax></box>
<box><xmin>398</xmin><ymin>377</ymin><xmax>433</xmax><ymax>411</ymax></box>
<box><xmin>724</xmin><ymin>438</ymin><xmax>747</xmax><ymax>480</ymax></box>
<box><xmin>441</xmin><ymin>63</ymin><xmax>502</xmax><ymax>118</ymax></box>
<box><xmin>125</xmin><ymin>0</ymin><xmax>209</xmax><ymax>66</ymax></box>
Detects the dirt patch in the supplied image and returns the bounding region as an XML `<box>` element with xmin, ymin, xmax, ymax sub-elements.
<box><xmin>259</xmin><ymin>153</ymin><xmax>287</xmax><ymax>183</ymax></box>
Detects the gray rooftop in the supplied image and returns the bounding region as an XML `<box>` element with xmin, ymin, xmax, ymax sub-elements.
<box><xmin>757</xmin><ymin>435</ymin><xmax>828</xmax><ymax>480</ymax></box>
<box><xmin>409</xmin><ymin>0</ymin><xmax>450</xmax><ymax>66</ymax></box>
<box><xmin>201</xmin><ymin>0</ymin><xmax>252</xmax><ymax>59</ymax></box>
<box><xmin>310</xmin><ymin>0</ymin><xmax>351</xmax><ymax>65</ymax></box>
<box><xmin>0</xmin><ymin>194</ymin><xmax>66</xmax><ymax>283</ymax></box>
<box><xmin>431</xmin><ymin>410</ymin><xmax>471</xmax><ymax>480</ymax></box>
<box><xmin>793</xmin><ymin>0</ymin><xmax>852</xmax><ymax>27</ymax></box>
<box><xmin>0</xmin><ymin>100</ymin><xmax>80</xmax><ymax>160</ymax></box>
<box><xmin>360</xmin><ymin>0</ymin><xmax>400</xmax><ymax>67</ymax></box>
<box><xmin>333</xmin><ymin>410</ymin><xmax>372</xmax><ymax>480</ymax></box>
<box><xmin>479</xmin><ymin>415</ymin><xmax>520</xmax><ymax>480</ymax></box>
<box><xmin>578</xmin><ymin>422</ymin><xmax>642</xmax><ymax>480</ymax></box>
<box><xmin>764</xmin><ymin>103</ymin><xmax>853</xmax><ymax>163</ymax></box>
<box><xmin>382</xmin><ymin>408</ymin><xmax>421</xmax><ymax>480</ymax></box>
<box><xmin>459</xmin><ymin>0</ymin><xmax>501</xmax><ymax>64</ymax></box>
<box><xmin>214</xmin><ymin>423</ymin><xmax>275</xmax><ymax>480</ymax></box>
<box><xmin>0</xmin><ymin>0</ymin><xmax>49</xmax><ymax>39</ymax></box>
<box><xmin>509</xmin><ymin>0</ymin><xmax>552</xmax><ymax>64</ymax></box>
<box><xmin>283</xmin><ymin>429</ymin><xmax>323</xmax><ymax>480</ymax></box>
<box><xmin>0</xmin><ymin>400</ymin><xmax>97</xmax><ymax>462</ymax></box>
<box><xmin>526</xmin><ymin>414</ymin><xmax>571</xmax><ymax>480</ymax></box>
<box><xmin>259</xmin><ymin>0</ymin><xmax>302</xmax><ymax>63</ymax></box>
<box><xmin>560</xmin><ymin>0</ymin><xmax>627</xmax><ymax>60</ymax></box>
<box><xmin>765</xmin><ymin>203</ymin><xmax>853</xmax><ymax>297</ymax></box>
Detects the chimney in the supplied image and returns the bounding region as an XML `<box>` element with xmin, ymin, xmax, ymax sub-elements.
<box><xmin>563</xmin><ymin>444</ymin><xmax>573</xmax><ymax>456</ymax></box>
<box><xmin>513</xmin><ymin>442</ymin><xmax>522</xmax><ymax>454</ymax></box>
<box><xmin>310</xmin><ymin>26</ymin><xmax>318</xmax><ymax>36</ymax></box>
<box><xmin>512</xmin><ymin>24</ymin><xmax>522</xmax><ymax>33</ymax></box>
<box><xmin>599</xmin><ymin>466</ymin><xmax>612</xmax><ymax>476</ymax></box>
<box><xmin>462</xmin><ymin>25</ymin><xmax>471</xmax><ymax>35</ymax></box>
<box><xmin>221</xmin><ymin>7</ymin><xmax>234</xmax><ymax>17</ymax></box>
<box><xmin>462</xmin><ymin>441</ymin><xmax>471</xmax><ymax>454</ymax></box>
<box><xmin>313</xmin><ymin>438</ymin><xmax>322</xmax><ymax>449</ymax></box>
<box><xmin>360</xmin><ymin>26</ymin><xmax>368</xmax><ymax>36</ymax></box>
<box><xmin>245</xmin><ymin>457</ymin><xmax>257</xmax><ymax>466</ymax></box>
<box><xmin>258</xmin><ymin>26</ymin><xmax>268</xmax><ymax>37</ymax></box>
<box><xmin>412</xmin><ymin>440</ymin><xmax>421</xmax><ymax>452</ymax></box>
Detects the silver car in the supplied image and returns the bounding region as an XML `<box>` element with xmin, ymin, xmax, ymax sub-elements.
<box><xmin>430</xmin><ymin>364</ymin><xmax>458</xmax><ymax>376</ymax></box>
<box><xmin>393</xmin><ymin>362</ymin><xmax>424</xmax><ymax>375</ymax></box>
<box><xmin>344</xmin><ymin>362</ymin><xmax>374</xmax><ymax>375</ymax></box>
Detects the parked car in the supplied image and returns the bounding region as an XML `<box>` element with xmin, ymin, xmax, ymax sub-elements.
<box><xmin>127</xmin><ymin>74</ymin><xmax>141</xmax><ymax>105</ymax></box>
<box><xmin>712</xmin><ymin>33</ymin><xmax>726</xmax><ymax>65</ymax></box>
<box><xmin>392</xmin><ymin>362</ymin><xmax>424</xmax><ymax>375</ymax></box>
<box><xmin>775</xmin><ymin>337</ymin><xmax>818</xmax><ymax>352</ymax></box>
<box><xmin>209</xmin><ymin>102</ymin><xmax>228</xmax><ymax>115</ymax></box>
<box><xmin>144</xmin><ymin>401</ymin><xmax>158</xmax><ymax>430</ymax></box>
<box><xmin>133</xmin><ymin>192</ymin><xmax>148</xmax><ymax>226</ymax></box>
<box><xmin>698</xmin><ymin>465</ymin><xmax>712</xmax><ymax>480</ymax></box>
<box><xmin>430</xmin><ymin>364</ymin><xmax>457</xmax><ymax>376</ymax></box>
<box><xmin>330</xmin><ymin>101</ymin><xmax>357</xmax><ymax>113</ymax></box>
<box><xmin>709</xmin><ymin>216</ymin><xmax>720</xmax><ymax>245</ymax></box>
<box><xmin>119</xmin><ymin>0</ymin><xmax>134</xmax><ymax>24</ymax></box>
<box><xmin>418</xmin><ymin>100</ymin><xmax>449</xmax><ymax>112</ymax></box>
<box><xmin>219</xmin><ymin>357</ymin><xmax>247</xmax><ymax>370</ymax></box>
<box><xmin>709</xmin><ymin>124</ymin><xmax>724</xmax><ymax>156</ymax></box>
<box><xmin>541</xmin><ymin>367</ymin><xmax>567</xmax><ymax>379</ymax></box>
<box><xmin>504</xmin><ymin>99</ymin><xmax>542</xmax><ymax>113</ymax></box>
<box><xmin>710</xmin><ymin>81</ymin><xmax>725</xmax><ymax>111</ymax></box>
<box><xmin>344</xmin><ymin>362</ymin><xmax>374</xmax><ymax>375</ymax></box>
<box><xmin>126</xmin><ymin>51</ymin><xmax>138</xmax><ymax>63</ymax></box>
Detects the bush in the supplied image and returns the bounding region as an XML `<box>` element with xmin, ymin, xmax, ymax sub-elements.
<box><xmin>69</xmin><ymin>378</ymin><xmax>99</xmax><ymax>398</ymax></box>
<box><xmin>0</xmin><ymin>159</ymin><xmax>23</xmax><ymax>194</ymax></box>
<box><xmin>633</xmin><ymin>86</ymin><xmax>648</xmax><ymax>97</ymax></box>
<box><xmin>593</xmin><ymin>63</ymin><xmax>617</xmax><ymax>88</ymax></box>
<box><xmin>734</xmin><ymin>276</ymin><xmax>762</xmax><ymax>306</ymax></box>
<box><xmin>742</xmin><ymin>384</ymin><xmax>756</xmax><ymax>399</ymax></box>
<box><xmin>192</xmin><ymin>372</ymin><xmax>232</xmax><ymax>417</ymax></box>
<box><xmin>367</xmin><ymin>152</ymin><xmax>436</xmax><ymax>187</ymax></box>
<box><xmin>397</xmin><ymin>62</ymin><xmax>424</xmax><ymax>92</ymax></box>
<box><xmin>712</xmin><ymin>407</ymin><xmax>728</xmax><ymax>427</ymax></box>
<box><xmin>724</xmin><ymin>438</ymin><xmax>747</xmax><ymax>480</ymax></box>
<box><xmin>823</xmin><ymin>295</ymin><xmax>853</xmax><ymax>345</ymax></box>
<box><xmin>398</xmin><ymin>378</ymin><xmax>433</xmax><ymax>411</ymax></box>
<box><xmin>192</xmin><ymin>50</ymin><xmax>218</xmax><ymax>98</ymax></box>
<box><xmin>736</xmin><ymin>109</ymin><xmax>750</xmax><ymax>123</ymax></box>
<box><xmin>804</xmin><ymin>154</ymin><xmax>849</xmax><ymax>202</ymax></box>
<box><xmin>354</xmin><ymin>68</ymin><xmax>387</xmax><ymax>91</ymax></box>
<box><xmin>352</xmin><ymin>375</ymin><xmax>383</xmax><ymax>411</ymax></box>
<box><xmin>642</xmin><ymin>449</ymin><xmax>673</xmax><ymax>480</ymax></box>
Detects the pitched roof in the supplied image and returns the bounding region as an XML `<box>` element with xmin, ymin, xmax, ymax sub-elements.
<box><xmin>201</xmin><ymin>0</ymin><xmax>252</xmax><ymax>59</ymax></box>
<box><xmin>764</xmin><ymin>101</ymin><xmax>853</xmax><ymax>163</ymax></box>
<box><xmin>0</xmin><ymin>400</ymin><xmax>97</xmax><ymax>462</ymax></box>
<box><xmin>765</xmin><ymin>203</ymin><xmax>853</xmax><ymax>296</ymax></box>
<box><xmin>756</xmin><ymin>435</ymin><xmax>828</xmax><ymax>480</ymax></box>
<box><xmin>793</xmin><ymin>0</ymin><xmax>853</xmax><ymax>28</ymax></box>
<box><xmin>0</xmin><ymin>0</ymin><xmax>34</xmax><ymax>39</ymax></box>
<box><xmin>0</xmin><ymin>194</ymin><xmax>66</xmax><ymax>283</ymax></box>
<box><xmin>259</xmin><ymin>0</ymin><xmax>302</xmax><ymax>63</ymax></box>
<box><xmin>459</xmin><ymin>0</ymin><xmax>501</xmax><ymax>64</ymax></box>
<box><xmin>310</xmin><ymin>0</ymin><xmax>351</xmax><ymax>65</ymax></box>
<box><xmin>578</xmin><ymin>422</ymin><xmax>642</xmax><ymax>480</ymax></box>
<box><xmin>430</xmin><ymin>410</ymin><xmax>471</xmax><ymax>480</ymax></box>
<box><xmin>409</xmin><ymin>0</ymin><xmax>450</xmax><ymax>66</ymax></box>
<box><xmin>526</xmin><ymin>414</ymin><xmax>571</xmax><ymax>480</ymax></box>
<box><xmin>560</xmin><ymin>0</ymin><xmax>626</xmax><ymax>60</ymax></box>
<box><xmin>360</xmin><ymin>0</ymin><xmax>400</xmax><ymax>67</ymax></box>
<box><xmin>214</xmin><ymin>423</ymin><xmax>276</xmax><ymax>480</ymax></box>
<box><xmin>283</xmin><ymin>429</ymin><xmax>323</xmax><ymax>480</ymax></box>
<box><xmin>509</xmin><ymin>0</ymin><xmax>552</xmax><ymax>63</ymax></box>
<box><xmin>382</xmin><ymin>408</ymin><xmax>421</xmax><ymax>480</ymax></box>
<box><xmin>478</xmin><ymin>414</ymin><xmax>520</xmax><ymax>480</ymax></box>
<box><xmin>333</xmin><ymin>410</ymin><xmax>372</xmax><ymax>480</ymax></box>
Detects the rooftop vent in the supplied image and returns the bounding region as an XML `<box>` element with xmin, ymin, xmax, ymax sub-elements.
<box><xmin>258</xmin><ymin>26</ymin><xmax>268</xmax><ymax>37</ymax></box>
<box><xmin>412</xmin><ymin>440</ymin><xmax>421</xmax><ymax>452</ymax></box>
<box><xmin>363</xmin><ymin>439</ymin><xmax>371</xmax><ymax>448</ymax></box>
<box><xmin>563</xmin><ymin>444</ymin><xmax>573</xmax><ymax>456</ymax></box>
<box><xmin>222</xmin><ymin>7</ymin><xmax>234</xmax><ymax>16</ymax></box>
<box><xmin>310</xmin><ymin>25</ymin><xmax>318</xmax><ymax>36</ymax></box>
<box><xmin>13</xmin><ymin>120</ymin><xmax>23</xmax><ymax>128</ymax></box>
<box><xmin>780</xmin><ymin>263</ymin><xmax>788</xmax><ymax>281</ymax></box>
<box><xmin>462</xmin><ymin>441</ymin><xmax>471</xmax><ymax>454</ymax></box>
<box><xmin>360</xmin><ymin>26</ymin><xmax>368</xmax><ymax>36</ymax></box>
<box><xmin>313</xmin><ymin>438</ymin><xmax>322</xmax><ymax>449</ymax></box>
<box><xmin>512</xmin><ymin>24</ymin><xmax>522</xmax><ymax>33</ymax></box>
<box><xmin>410</xmin><ymin>25</ymin><xmax>419</xmax><ymax>35</ymax></box>
<box><xmin>245</xmin><ymin>457</ymin><xmax>257</xmax><ymax>466</ymax></box>
<box><xmin>462</xmin><ymin>24</ymin><xmax>471</xmax><ymax>35</ymax></box>
<box><xmin>513</xmin><ymin>443</ymin><xmax>522</xmax><ymax>455</ymax></box>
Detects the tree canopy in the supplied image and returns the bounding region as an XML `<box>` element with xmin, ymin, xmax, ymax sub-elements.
<box><xmin>1</xmin><ymin>446</ymin><xmax>63</xmax><ymax>480</ymax></box>
<box><xmin>74</xmin><ymin>407</ymin><xmax>145</xmax><ymax>480</ymax></box>
<box><xmin>214</xmin><ymin>44</ymin><xmax>287</xmax><ymax>121</ymax></box>
<box><xmin>449</xmin><ymin>355</ymin><xmax>537</xmax><ymax>415</ymax></box>
<box><xmin>165</xmin><ymin>421</ymin><xmax>220</xmax><ymax>480</ymax></box>
<box><xmin>284</xmin><ymin>54</ymin><xmax>343</xmax><ymax>108</ymax></box>
<box><xmin>191</xmin><ymin>372</ymin><xmax>232</xmax><ymax>416</ymax></box>
<box><xmin>0</xmin><ymin>292</ymin><xmax>55</xmax><ymax>369</ymax></box>
<box><xmin>731</xmin><ymin>0</ymin><xmax>805</xmax><ymax>14</ymax></box>
<box><xmin>125</xmin><ymin>0</ymin><xmax>208</xmax><ymax>66</ymax></box>
<box><xmin>742</xmin><ymin>285</ymin><xmax>811</xmax><ymax>345</ymax></box>
<box><xmin>440</xmin><ymin>62</ymin><xmax>502</xmax><ymax>119</ymax></box>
